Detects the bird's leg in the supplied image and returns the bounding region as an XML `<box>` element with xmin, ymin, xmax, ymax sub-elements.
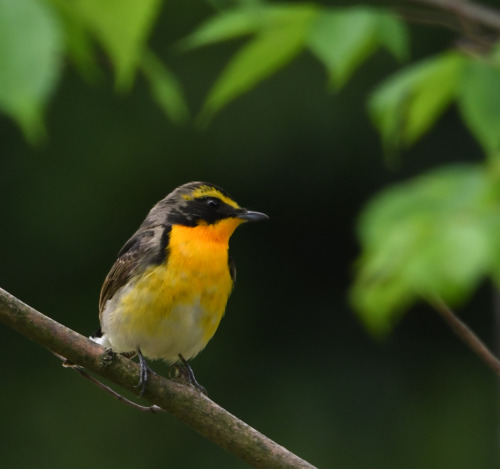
<box><xmin>172</xmin><ymin>354</ymin><xmax>207</xmax><ymax>395</ymax></box>
<box><xmin>135</xmin><ymin>348</ymin><xmax>154</xmax><ymax>397</ymax></box>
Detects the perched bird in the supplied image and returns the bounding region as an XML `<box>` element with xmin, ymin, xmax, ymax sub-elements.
<box><xmin>92</xmin><ymin>181</ymin><xmax>268</xmax><ymax>394</ymax></box>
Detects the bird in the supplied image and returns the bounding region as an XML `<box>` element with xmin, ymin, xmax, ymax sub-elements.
<box><xmin>91</xmin><ymin>181</ymin><xmax>268</xmax><ymax>395</ymax></box>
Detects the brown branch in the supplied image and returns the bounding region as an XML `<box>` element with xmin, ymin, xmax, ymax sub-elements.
<box><xmin>0</xmin><ymin>287</ymin><xmax>316</xmax><ymax>469</ymax></box>
<box><xmin>405</xmin><ymin>0</ymin><xmax>500</xmax><ymax>32</ymax></box>
<box><xmin>430</xmin><ymin>297</ymin><xmax>500</xmax><ymax>378</ymax></box>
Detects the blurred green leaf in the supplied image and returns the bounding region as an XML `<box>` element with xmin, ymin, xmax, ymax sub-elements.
<box><xmin>141</xmin><ymin>51</ymin><xmax>190</xmax><ymax>124</ymax></box>
<box><xmin>62</xmin><ymin>20</ymin><xmax>99</xmax><ymax>81</ymax></box>
<box><xmin>0</xmin><ymin>0</ymin><xmax>62</xmax><ymax>142</ymax></box>
<box><xmin>72</xmin><ymin>0</ymin><xmax>162</xmax><ymax>90</ymax></box>
<box><xmin>308</xmin><ymin>7</ymin><xmax>408</xmax><ymax>90</ymax></box>
<box><xmin>351</xmin><ymin>165</ymin><xmax>500</xmax><ymax>337</ymax></box>
<box><xmin>308</xmin><ymin>9</ymin><xmax>376</xmax><ymax>90</ymax></box>
<box><xmin>369</xmin><ymin>52</ymin><xmax>464</xmax><ymax>151</ymax></box>
<box><xmin>177</xmin><ymin>8</ymin><xmax>260</xmax><ymax>51</ymax></box>
<box><xmin>374</xmin><ymin>10</ymin><xmax>409</xmax><ymax>62</ymax></box>
<box><xmin>459</xmin><ymin>59</ymin><xmax>500</xmax><ymax>161</ymax></box>
<box><xmin>48</xmin><ymin>0</ymin><xmax>100</xmax><ymax>82</ymax></box>
<box><xmin>200</xmin><ymin>4</ymin><xmax>318</xmax><ymax>120</ymax></box>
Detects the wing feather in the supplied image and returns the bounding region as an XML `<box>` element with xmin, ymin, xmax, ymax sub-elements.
<box><xmin>98</xmin><ymin>225</ymin><xmax>171</xmax><ymax>316</ymax></box>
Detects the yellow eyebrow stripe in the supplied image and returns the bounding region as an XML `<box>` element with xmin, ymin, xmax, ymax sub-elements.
<box><xmin>183</xmin><ymin>185</ymin><xmax>240</xmax><ymax>209</ymax></box>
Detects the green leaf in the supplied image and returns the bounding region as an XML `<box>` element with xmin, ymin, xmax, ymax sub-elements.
<box><xmin>200</xmin><ymin>5</ymin><xmax>318</xmax><ymax>120</ymax></box>
<box><xmin>177</xmin><ymin>8</ymin><xmax>260</xmax><ymax>51</ymax></box>
<box><xmin>0</xmin><ymin>0</ymin><xmax>62</xmax><ymax>142</ymax></box>
<box><xmin>72</xmin><ymin>0</ymin><xmax>162</xmax><ymax>90</ymax></box>
<box><xmin>373</xmin><ymin>10</ymin><xmax>409</xmax><ymax>62</ymax></box>
<box><xmin>47</xmin><ymin>0</ymin><xmax>100</xmax><ymax>82</ymax></box>
<box><xmin>308</xmin><ymin>9</ymin><xmax>377</xmax><ymax>89</ymax></box>
<box><xmin>308</xmin><ymin>7</ymin><xmax>408</xmax><ymax>90</ymax></box>
<box><xmin>351</xmin><ymin>165</ymin><xmax>500</xmax><ymax>337</ymax></box>
<box><xmin>459</xmin><ymin>59</ymin><xmax>500</xmax><ymax>160</ymax></box>
<box><xmin>141</xmin><ymin>51</ymin><xmax>189</xmax><ymax>124</ymax></box>
<box><xmin>369</xmin><ymin>52</ymin><xmax>465</xmax><ymax>151</ymax></box>
<box><xmin>63</xmin><ymin>22</ymin><xmax>99</xmax><ymax>81</ymax></box>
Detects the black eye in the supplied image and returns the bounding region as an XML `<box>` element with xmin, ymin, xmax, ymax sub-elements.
<box><xmin>206</xmin><ymin>198</ymin><xmax>220</xmax><ymax>209</ymax></box>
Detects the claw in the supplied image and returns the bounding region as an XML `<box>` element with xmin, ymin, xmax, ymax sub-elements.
<box><xmin>135</xmin><ymin>348</ymin><xmax>152</xmax><ymax>397</ymax></box>
<box><xmin>175</xmin><ymin>354</ymin><xmax>207</xmax><ymax>395</ymax></box>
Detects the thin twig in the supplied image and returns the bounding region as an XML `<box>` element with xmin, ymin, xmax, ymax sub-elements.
<box><xmin>430</xmin><ymin>297</ymin><xmax>500</xmax><ymax>378</ymax></box>
<box><xmin>395</xmin><ymin>0</ymin><xmax>500</xmax><ymax>51</ymax></box>
<box><xmin>397</xmin><ymin>5</ymin><xmax>497</xmax><ymax>48</ymax></box>
<box><xmin>397</xmin><ymin>6</ymin><xmax>465</xmax><ymax>32</ymax></box>
<box><xmin>52</xmin><ymin>352</ymin><xmax>164</xmax><ymax>413</ymax></box>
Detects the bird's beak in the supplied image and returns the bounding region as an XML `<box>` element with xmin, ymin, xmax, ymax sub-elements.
<box><xmin>237</xmin><ymin>210</ymin><xmax>269</xmax><ymax>222</ymax></box>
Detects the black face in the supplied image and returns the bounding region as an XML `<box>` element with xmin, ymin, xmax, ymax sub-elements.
<box><xmin>166</xmin><ymin>196</ymin><xmax>242</xmax><ymax>226</ymax></box>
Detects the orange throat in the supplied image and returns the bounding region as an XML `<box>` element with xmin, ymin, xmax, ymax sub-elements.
<box><xmin>172</xmin><ymin>217</ymin><xmax>244</xmax><ymax>246</ymax></box>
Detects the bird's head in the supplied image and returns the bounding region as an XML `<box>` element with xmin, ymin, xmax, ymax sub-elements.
<box><xmin>143</xmin><ymin>182</ymin><xmax>268</xmax><ymax>241</ymax></box>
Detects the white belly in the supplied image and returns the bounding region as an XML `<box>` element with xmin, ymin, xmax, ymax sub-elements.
<box><xmin>97</xmin><ymin>295</ymin><xmax>218</xmax><ymax>363</ymax></box>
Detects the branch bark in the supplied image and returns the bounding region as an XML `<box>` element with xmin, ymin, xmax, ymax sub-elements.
<box><xmin>0</xmin><ymin>287</ymin><xmax>316</xmax><ymax>469</ymax></box>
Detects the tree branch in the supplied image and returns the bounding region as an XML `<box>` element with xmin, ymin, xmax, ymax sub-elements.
<box><xmin>0</xmin><ymin>287</ymin><xmax>316</xmax><ymax>469</ymax></box>
<box><xmin>430</xmin><ymin>297</ymin><xmax>500</xmax><ymax>378</ymax></box>
<box><xmin>405</xmin><ymin>0</ymin><xmax>500</xmax><ymax>32</ymax></box>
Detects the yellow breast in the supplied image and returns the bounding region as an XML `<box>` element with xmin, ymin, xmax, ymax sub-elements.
<box><xmin>103</xmin><ymin>218</ymin><xmax>241</xmax><ymax>361</ymax></box>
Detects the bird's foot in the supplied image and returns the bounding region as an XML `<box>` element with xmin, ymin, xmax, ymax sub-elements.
<box><xmin>134</xmin><ymin>348</ymin><xmax>156</xmax><ymax>397</ymax></box>
<box><xmin>169</xmin><ymin>354</ymin><xmax>207</xmax><ymax>395</ymax></box>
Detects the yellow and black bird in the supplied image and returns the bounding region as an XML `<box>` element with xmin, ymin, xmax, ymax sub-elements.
<box><xmin>92</xmin><ymin>181</ymin><xmax>268</xmax><ymax>394</ymax></box>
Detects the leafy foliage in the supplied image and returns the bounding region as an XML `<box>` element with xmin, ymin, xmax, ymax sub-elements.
<box><xmin>459</xmin><ymin>59</ymin><xmax>500</xmax><ymax>160</ymax></box>
<box><xmin>184</xmin><ymin>3</ymin><xmax>409</xmax><ymax>118</ymax></box>
<box><xmin>0</xmin><ymin>1</ymin><xmax>411</xmax><ymax>138</ymax></box>
<box><xmin>198</xmin><ymin>4</ymin><xmax>319</xmax><ymax>120</ymax></box>
<box><xmin>351</xmin><ymin>165</ymin><xmax>500</xmax><ymax>336</ymax></box>
<box><xmin>369</xmin><ymin>52</ymin><xmax>465</xmax><ymax>152</ymax></box>
<box><xmin>69</xmin><ymin>0</ymin><xmax>162</xmax><ymax>90</ymax></box>
<box><xmin>308</xmin><ymin>7</ymin><xmax>408</xmax><ymax>90</ymax></box>
<box><xmin>369</xmin><ymin>48</ymin><xmax>500</xmax><ymax>161</ymax></box>
<box><xmin>141</xmin><ymin>51</ymin><xmax>190</xmax><ymax>124</ymax></box>
<box><xmin>0</xmin><ymin>0</ymin><xmax>62</xmax><ymax>142</ymax></box>
<box><xmin>354</xmin><ymin>47</ymin><xmax>500</xmax><ymax>336</ymax></box>
<box><xmin>0</xmin><ymin>0</ymin><xmax>187</xmax><ymax>140</ymax></box>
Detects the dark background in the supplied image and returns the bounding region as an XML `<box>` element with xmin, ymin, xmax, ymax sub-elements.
<box><xmin>0</xmin><ymin>2</ymin><xmax>497</xmax><ymax>468</ymax></box>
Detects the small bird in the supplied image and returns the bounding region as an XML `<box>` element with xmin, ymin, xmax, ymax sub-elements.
<box><xmin>92</xmin><ymin>181</ymin><xmax>268</xmax><ymax>394</ymax></box>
